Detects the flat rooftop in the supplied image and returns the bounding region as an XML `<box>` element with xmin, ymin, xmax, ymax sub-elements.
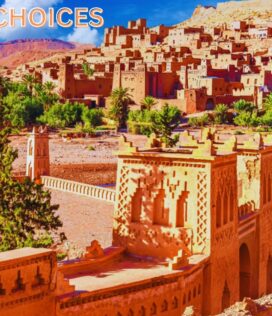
<box><xmin>67</xmin><ymin>256</ymin><xmax>181</xmax><ymax>293</ymax></box>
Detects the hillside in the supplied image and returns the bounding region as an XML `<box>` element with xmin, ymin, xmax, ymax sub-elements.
<box><xmin>179</xmin><ymin>0</ymin><xmax>272</xmax><ymax>28</ymax></box>
<box><xmin>0</xmin><ymin>39</ymin><xmax>93</xmax><ymax>69</ymax></box>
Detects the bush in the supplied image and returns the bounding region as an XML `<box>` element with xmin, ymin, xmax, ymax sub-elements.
<box><xmin>188</xmin><ymin>114</ymin><xmax>210</xmax><ymax>127</ymax></box>
<box><xmin>233</xmin><ymin>111</ymin><xmax>260</xmax><ymax>127</ymax></box>
<box><xmin>3</xmin><ymin>93</ymin><xmax>43</xmax><ymax>128</ymax></box>
<box><xmin>75</xmin><ymin>122</ymin><xmax>95</xmax><ymax>135</ymax></box>
<box><xmin>263</xmin><ymin>94</ymin><xmax>272</xmax><ymax>111</ymax></box>
<box><xmin>233</xmin><ymin>99</ymin><xmax>255</xmax><ymax>113</ymax></box>
<box><xmin>81</xmin><ymin>108</ymin><xmax>103</xmax><ymax>127</ymax></box>
<box><xmin>38</xmin><ymin>102</ymin><xmax>85</xmax><ymax>128</ymax></box>
<box><xmin>260</xmin><ymin>110</ymin><xmax>272</xmax><ymax>127</ymax></box>
<box><xmin>127</xmin><ymin>109</ymin><xmax>157</xmax><ymax>136</ymax></box>
<box><xmin>214</xmin><ymin>104</ymin><xmax>228</xmax><ymax>124</ymax></box>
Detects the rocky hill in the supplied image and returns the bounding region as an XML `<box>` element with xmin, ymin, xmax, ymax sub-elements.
<box><xmin>179</xmin><ymin>0</ymin><xmax>272</xmax><ymax>28</ymax></box>
<box><xmin>0</xmin><ymin>39</ymin><xmax>92</xmax><ymax>69</ymax></box>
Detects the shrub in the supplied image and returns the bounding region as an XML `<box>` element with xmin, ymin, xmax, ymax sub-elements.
<box><xmin>38</xmin><ymin>102</ymin><xmax>85</xmax><ymax>128</ymax></box>
<box><xmin>263</xmin><ymin>93</ymin><xmax>272</xmax><ymax>111</ymax></box>
<box><xmin>260</xmin><ymin>110</ymin><xmax>272</xmax><ymax>127</ymax></box>
<box><xmin>233</xmin><ymin>99</ymin><xmax>255</xmax><ymax>113</ymax></box>
<box><xmin>233</xmin><ymin>111</ymin><xmax>260</xmax><ymax>127</ymax></box>
<box><xmin>214</xmin><ymin>104</ymin><xmax>228</xmax><ymax>124</ymax></box>
<box><xmin>150</xmin><ymin>104</ymin><xmax>181</xmax><ymax>147</ymax></box>
<box><xmin>127</xmin><ymin>109</ymin><xmax>156</xmax><ymax>136</ymax></box>
<box><xmin>81</xmin><ymin>108</ymin><xmax>103</xmax><ymax>127</ymax></box>
<box><xmin>3</xmin><ymin>93</ymin><xmax>43</xmax><ymax>128</ymax></box>
<box><xmin>188</xmin><ymin>113</ymin><xmax>210</xmax><ymax>127</ymax></box>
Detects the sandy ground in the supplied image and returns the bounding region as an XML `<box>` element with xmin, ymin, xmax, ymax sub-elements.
<box><xmin>51</xmin><ymin>190</ymin><xmax>114</xmax><ymax>258</ymax></box>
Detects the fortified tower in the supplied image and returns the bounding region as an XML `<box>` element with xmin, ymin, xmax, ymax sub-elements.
<box><xmin>58</xmin><ymin>63</ymin><xmax>75</xmax><ymax>99</ymax></box>
<box><xmin>113</xmin><ymin>130</ymin><xmax>240</xmax><ymax>316</ymax></box>
<box><xmin>26</xmin><ymin>126</ymin><xmax>50</xmax><ymax>181</ymax></box>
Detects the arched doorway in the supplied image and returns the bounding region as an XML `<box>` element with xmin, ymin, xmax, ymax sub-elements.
<box><xmin>206</xmin><ymin>98</ymin><xmax>215</xmax><ymax>110</ymax></box>
<box><xmin>266</xmin><ymin>255</ymin><xmax>272</xmax><ymax>293</ymax></box>
<box><xmin>239</xmin><ymin>243</ymin><xmax>251</xmax><ymax>300</ymax></box>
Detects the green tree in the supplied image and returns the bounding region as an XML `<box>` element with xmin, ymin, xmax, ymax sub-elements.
<box><xmin>108</xmin><ymin>88</ymin><xmax>131</xmax><ymax>131</ymax></box>
<box><xmin>233</xmin><ymin>111</ymin><xmax>260</xmax><ymax>127</ymax></box>
<box><xmin>81</xmin><ymin>108</ymin><xmax>103</xmax><ymax>127</ymax></box>
<box><xmin>233</xmin><ymin>99</ymin><xmax>255</xmax><ymax>113</ymax></box>
<box><xmin>260</xmin><ymin>109</ymin><xmax>272</xmax><ymax>126</ymax></box>
<box><xmin>214</xmin><ymin>104</ymin><xmax>228</xmax><ymax>124</ymax></box>
<box><xmin>38</xmin><ymin>102</ymin><xmax>85</xmax><ymax>128</ymax></box>
<box><xmin>22</xmin><ymin>74</ymin><xmax>38</xmax><ymax>96</ymax></box>
<box><xmin>0</xmin><ymin>76</ymin><xmax>11</xmax><ymax>96</ymax></box>
<box><xmin>82</xmin><ymin>62</ymin><xmax>95</xmax><ymax>77</ymax></box>
<box><xmin>151</xmin><ymin>104</ymin><xmax>181</xmax><ymax>147</ymax></box>
<box><xmin>263</xmin><ymin>93</ymin><xmax>272</xmax><ymax>111</ymax></box>
<box><xmin>140</xmin><ymin>96</ymin><xmax>157</xmax><ymax>111</ymax></box>
<box><xmin>36</xmin><ymin>82</ymin><xmax>59</xmax><ymax>111</ymax></box>
<box><xmin>3</xmin><ymin>91</ymin><xmax>43</xmax><ymax>128</ymax></box>
<box><xmin>0</xmin><ymin>97</ymin><xmax>64</xmax><ymax>251</ymax></box>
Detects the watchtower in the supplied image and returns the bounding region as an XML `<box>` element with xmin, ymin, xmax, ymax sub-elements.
<box><xmin>26</xmin><ymin>126</ymin><xmax>50</xmax><ymax>181</ymax></box>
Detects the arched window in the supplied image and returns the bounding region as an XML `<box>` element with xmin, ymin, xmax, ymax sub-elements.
<box><xmin>183</xmin><ymin>294</ymin><xmax>186</xmax><ymax>305</ymax></box>
<box><xmin>223</xmin><ymin>191</ymin><xmax>228</xmax><ymax>225</ymax></box>
<box><xmin>264</xmin><ymin>175</ymin><xmax>267</xmax><ymax>204</ymax></box>
<box><xmin>216</xmin><ymin>193</ymin><xmax>222</xmax><ymax>228</ymax></box>
<box><xmin>268</xmin><ymin>174</ymin><xmax>271</xmax><ymax>202</ymax></box>
<box><xmin>161</xmin><ymin>300</ymin><xmax>168</xmax><ymax>312</ymax></box>
<box><xmin>131</xmin><ymin>188</ymin><xmax>143</xmax><ymax>223</ymax></box>
<box><xmin>139</xmin><ymin>306</ymin><xmax>145</xmax><ymax>316</ymax></box>
<box><xmin>193</xmin><ymin>286</ymin><xmax>197</xmax><ymax>298</ymax></box>
<box><xmin>176</xmin><ymin>193</ymin><xmax>186</xmax><ymax>227</ymax></box>
<box><xmin>127</xmin><ymin>310</ymin><xmax>134</xmax><ymax>316</ymax></box>
<box><xmin>153</xmin><ymin>189</ymin><xmax>168</xmax><ymax>226</ymax></box>
<box><xmin>222</xmin><ymin>281</ymin><xmax>230</xmax><ymax>311</ymax></box>
<box><xmin>172</xmin><ymin>297</ymin><xmax>178</xmax><ymax>309</ymax></box>
<box><xmin>229</xmin><ymin>190</ymin><xmax>234</xmax><ymax>221</ymax></box>
<box><xmin>150</xmin><ymin>303</ymin><xmax>157</xmax><ymax>315</ymax></box>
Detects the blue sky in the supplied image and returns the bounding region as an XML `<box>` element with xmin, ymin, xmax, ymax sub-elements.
<box><xmin>0</xmin><ymin>0</ymin><xmax>231</xmax><ymax>44</ymax></box>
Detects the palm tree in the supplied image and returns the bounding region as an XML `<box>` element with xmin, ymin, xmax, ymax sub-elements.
<box><xmin>214</xmin><ymin>103</ymin><xmax>228</xmax><ymax>124</ymax></box>
<box><xmin>22</xmin><ymin>74</ymin><xmax>37</xmax><ymax>96</ymax></box>
<box><xmin>43</xmin><ymin>81</ymin><xmax>56</xmax><ymax>94</ymax></box>
<box><xmin>140</xmin><ymin>96</ymin><xmax>157</xmax><ymax>110</ymax></box>
<box><xmin>41</xmin><ymin>81</ymin><xmax>58</xmax><ymax>111</ymax></box>
<box><xmin>109</xmin><ymin>87</ymin><xmax>131</xmax><ymax>131</ymax></box>
<box><xmin>82</xmin><ymin>62</ymin><xmax>95</xmax><ymax>78</ymax></box>
<box><xmin>0</xmin><ymin>76</ymin><xmax>10</xmax><ymax>96</ymax></box>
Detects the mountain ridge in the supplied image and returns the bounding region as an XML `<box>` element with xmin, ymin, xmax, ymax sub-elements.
<box><xmin>178</xmin><ymin>0</ymin><xmax>272</xmax><ymax>27</ymax></box>
<box><xmin>0</xmin><ymin>38</ymin><xmax>93</xmax><ymax>69</ymax></box>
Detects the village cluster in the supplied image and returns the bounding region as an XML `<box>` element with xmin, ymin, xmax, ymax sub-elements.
<box><xmin>3</xmin><ymin>18</ymin><xmax>272</xmax><ymax>113</ymax></box>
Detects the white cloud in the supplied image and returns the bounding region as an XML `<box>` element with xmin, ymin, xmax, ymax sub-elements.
<box><xmin>0</xmin><ymin>0</ymin><xmax>63</xmax><ymax>40</ymax></box>
<box><xmin>66</xmin><ymin>28</ymin><xmax>100</xmax><ymax>45</ymax></box>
